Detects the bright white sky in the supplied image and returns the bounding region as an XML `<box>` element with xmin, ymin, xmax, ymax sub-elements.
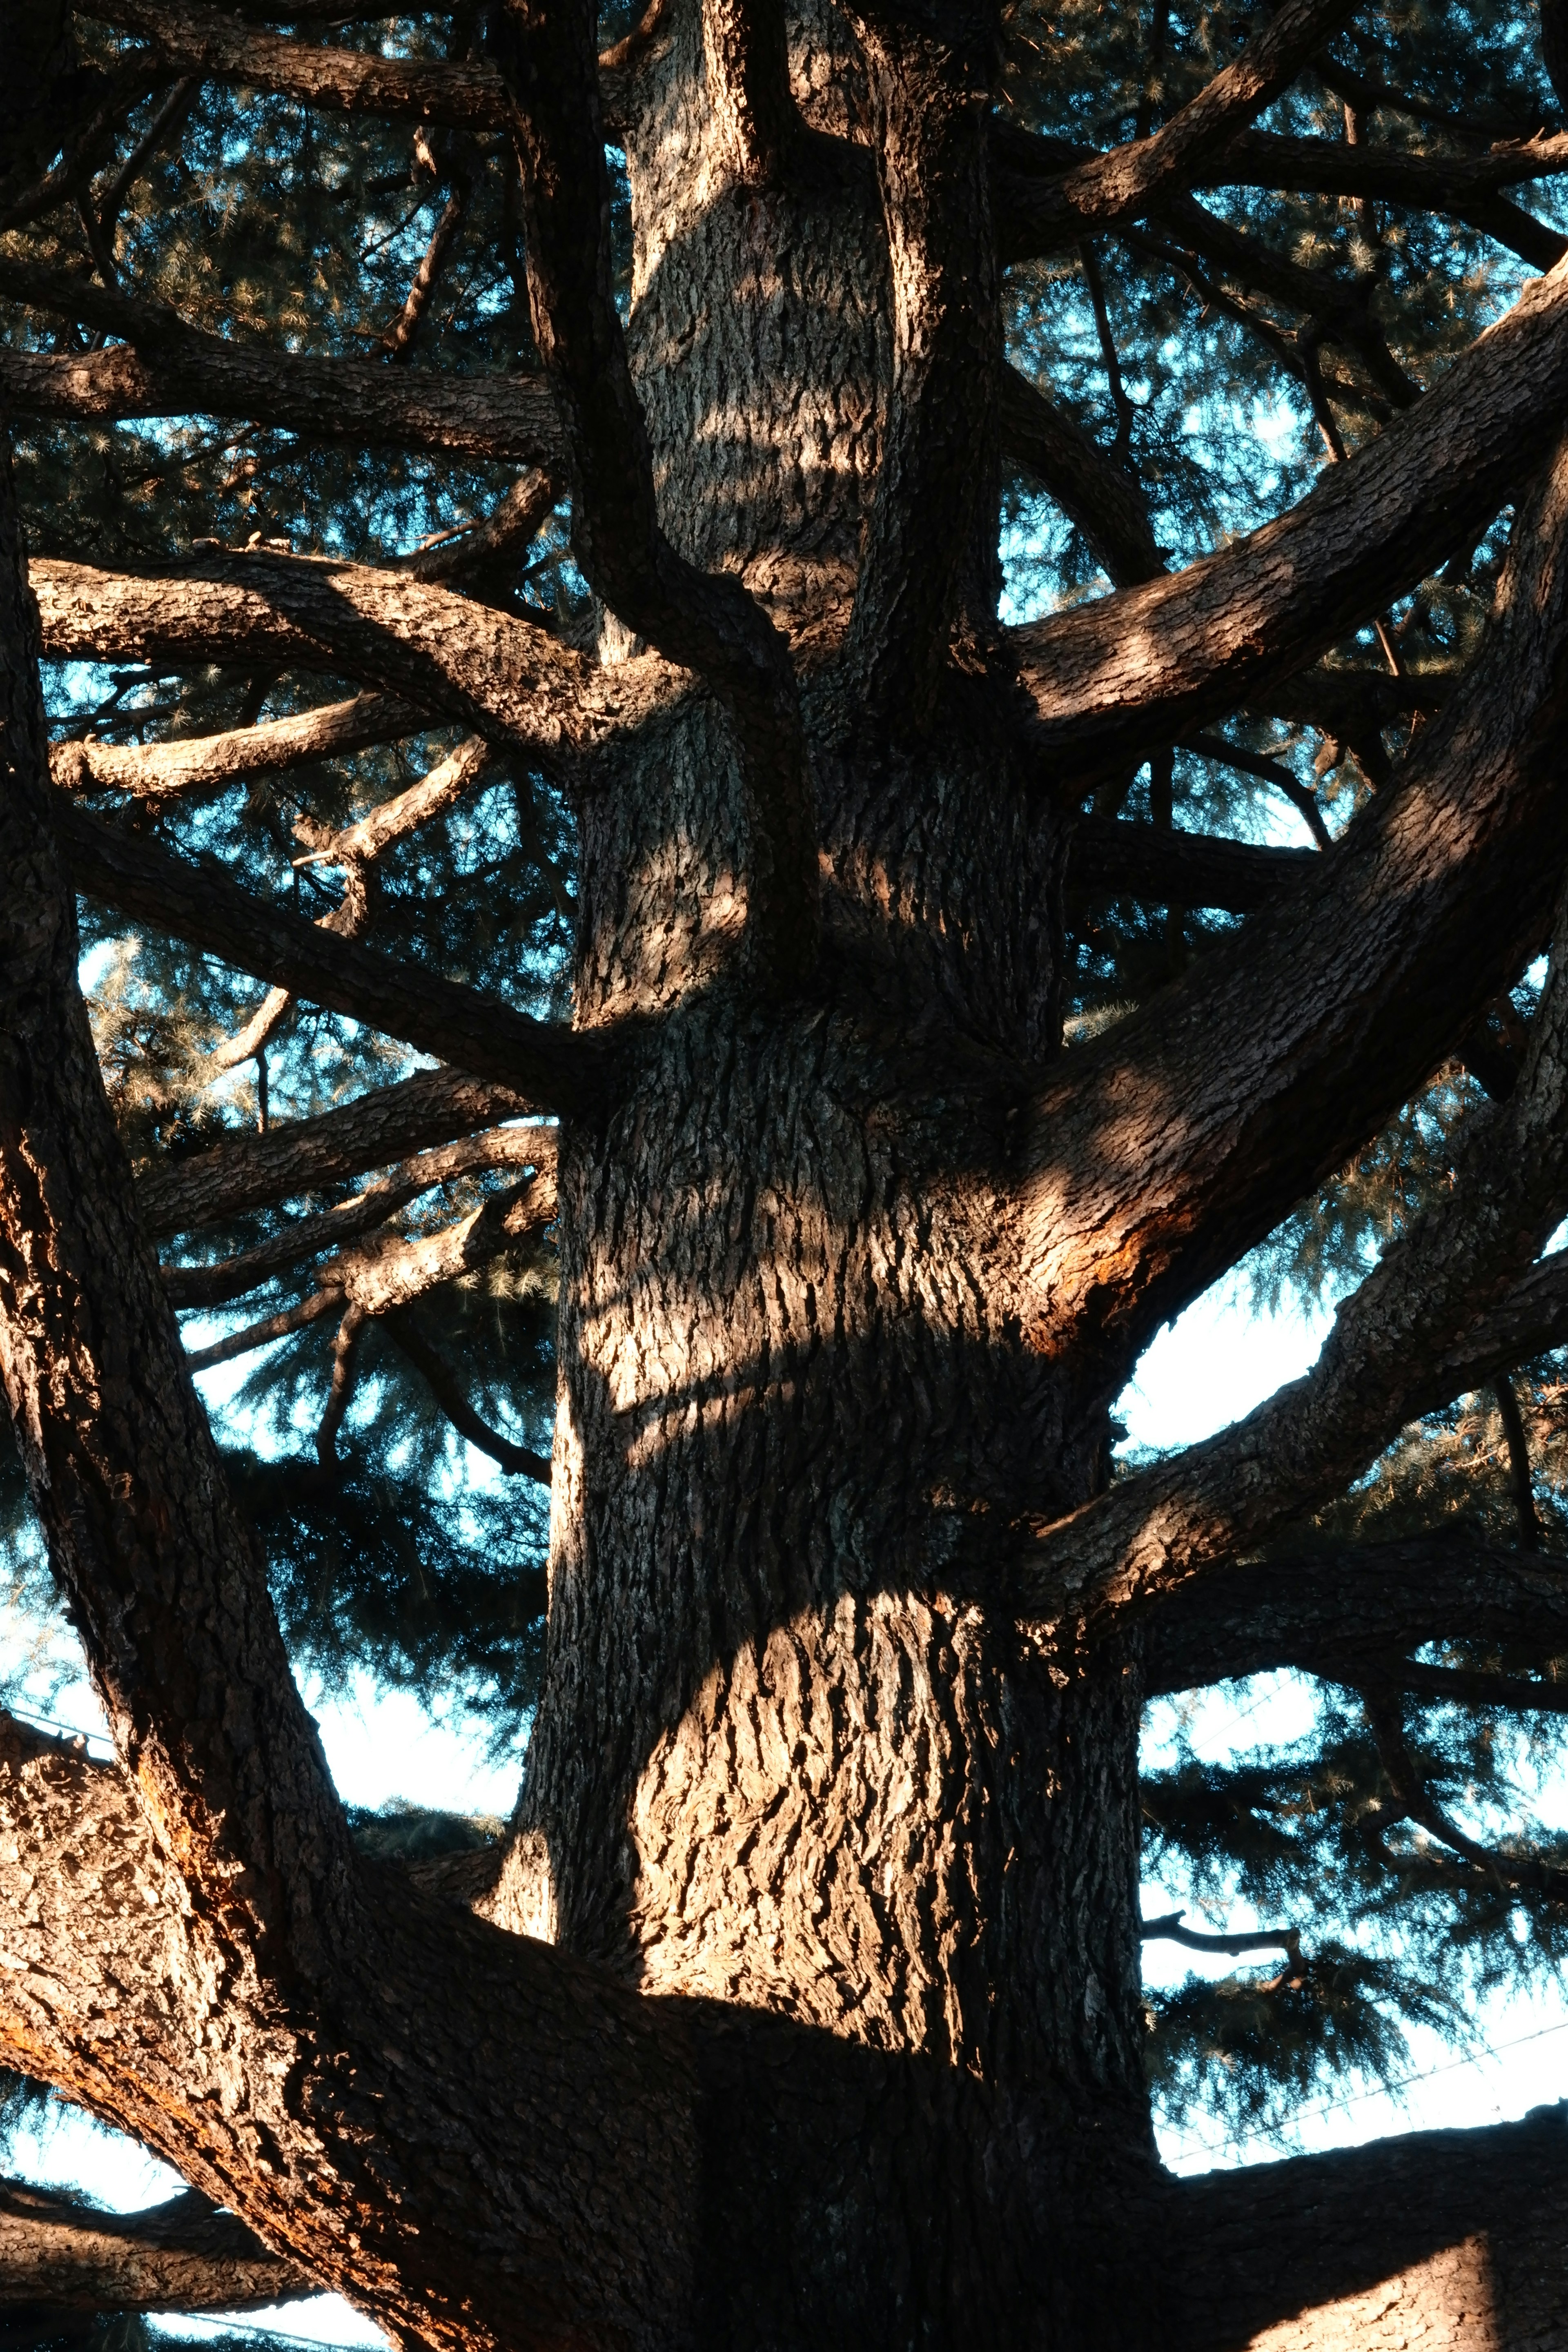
<box><xmin>5</xmin><ymin>1276</ymin><xmax>1567</xmax><ymax>2346</ymax></box>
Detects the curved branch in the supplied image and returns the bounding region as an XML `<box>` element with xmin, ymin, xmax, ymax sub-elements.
<box><xmin>495</xmin><ymin>0</ymin><xmax>817</xmax><ymax>989</ymax></box>
<box><xmin>163</xmin><ymin>1125</ymin><xmax>553</xmax><ymax>1310</ymax></box>
<box><xmin>1012</xmin><ymin>420</ymin><xmax>1568</xmax><ymax>1385</ymax></box>
<box><xmin>999</xmin><ymin>363</ymin><xmax>1164</xmax><ymax>587</ymax></box>
<box><xmin>1067</xmin><ymin>816</ymin><xmax>1315</xmax><ymax>912</ymax></box>
<box><xmin>51</xmin><ymin>690</ymin><xmax>423</xmax><ymax>801</ymax></box>
<box><xmin>383</xmin><ymin>1308</ymin><xmax>552</xmax><ymax>1481</ymax></box>
<box><xmin>1014</xmin><ymin>833</ymin><xmax>1568</xmax><ymax>1632</ymax></box>
<box><xmin>53</xmin><ymin>800</ymin><xmax>604</xmax><ymax>1116</ymax></box>
<box><xmin>0</xmin><ymin>458</ymin><xmax>358</xmax><ymax>1969</ymax></box>
<box><xmin>1009</xmin><ymin>254</ymin><xmax>1568</xmax><ymax>778</ymax></box>
<box><xmin>31</xmin><ymin>550</ymin><xmax>680</xmax><ymax>764</ymax></box>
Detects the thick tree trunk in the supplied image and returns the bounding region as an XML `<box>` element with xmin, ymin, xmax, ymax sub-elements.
<box><xmin>485</xmin><ymin>11</ymin><xmax>1160</xmax><ymax>2325</ymax></box>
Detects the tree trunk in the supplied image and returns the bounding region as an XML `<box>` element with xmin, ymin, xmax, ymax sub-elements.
<box><xmin>487</xmin><ymin>10</ymin><xmax>1160</xmax><ymax>2328</ymax></box>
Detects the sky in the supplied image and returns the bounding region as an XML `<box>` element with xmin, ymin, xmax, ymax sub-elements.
<box><xmin>4</xmin><ymin>1272</ymin><xmax>1567</xmax><ymax>2346</ymax></box>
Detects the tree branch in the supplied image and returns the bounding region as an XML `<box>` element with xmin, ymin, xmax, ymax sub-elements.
<box><xmin>1013</xmin><ymin>423</ymin><xmax>1568</xmax><ymax>1394</ymax></box>
<box><xmin>1140</xmin><ymin>1910</ymin><xmax>1299</xmax><ymax>1958</ymax></box>
<box><xmin>51</xmin><ymin>690</ymin><xmax>423</xmax><ymax>801</ymax></box>
<box><xmin>0</xmin><ymin>2177</ymin><xmax>313</xmax><ymax>2313</ymax></box>
<box><xmin>1067</xmin><ymin>816</ymin><xmax>1315</xmax><ymax>912</ymax></box>
<box><xmin>31</xmin><ymin>548</ymin><xmax>679</xmax><ymax>765</ymax></box>
<box><xmin>383</xmin><ymin>1308</ymin><xmax>552</xmax><ymax>1481</ymax></box>
<box><xmin>702</xmin><ymin>0</ymin><xmax>795</xmax><ymax>185</ymax></box>
<box><xmin>843</xmin><ymin>2</ymin><xmax>1001</xmax><ymax>722</ymax></box>
<box><xmin>998</xmin><ymin>363</ymin><xmax>1164</xmax><ymax>587</ymax></box>
<box><xmin>94</xmin><ymin>0</ymin><xmax>510</xmax><ymax>127</ymax></box>
<box><xmin>1015</xmin><ymin>827</ymin><xmax>1568</xmax><ymax>1632</ymax></box>
<box><xmin>52</xmin><ymin>799</ymin><xmax>604</xmax><ymax>1116</ymax></box>
<box><xmin>494</xmin><ymin>0</ymin><xmax>817</xmax><ymax>989</ymax></box>
<box><xmin>0</xmin><ymin>261</ymin><xmax>568</xmax><ymax>467</ymax></box>
<box><xmin>0</xmin><ymin>450</ymin><xmax>358</xmax><ymax>1973</ymax></box>
<box><xmin>137</xmin><ymin>1066</ymin><xmax>533</xmax><ymax>1236</ymax></box>
<box><xmin>1010</xmin><ymin>255</ymin><xmax>1568</xmax><ymax>779</ymax></box>
<box><xmin>998</xmin><ymin>0</ymin><xmax>1358</xmax><ymax>252</ymax></box>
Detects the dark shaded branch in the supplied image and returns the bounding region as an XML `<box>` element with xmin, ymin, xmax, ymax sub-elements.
<box><xmin>92</xmin><ymin>76</ymin><xmax>198</xmax><ymax>248</ymax></box>
<box><xmin>1494</xmin><ymin>1370</ymin><xmax>1541</xmax><ymax>1549</ymax></box>
<box><xmin>0</xmin><ymin>2176</ymin><xmax>313</xmax><ymax>2312</ymax></box>
<box><xmin>495</xmin><ymin>0</ymin><xmax>816</xmax><ymax>988</ymax></box>
<box><xmin>137</xmin><ymin>1067</ymin><xmax>532</xmax><ymax>1236</ymax></box>
<box><xmin>96</xmin><ymin>0</ymin><xmax>510</xmax><ymax>127</ymax></box>
<box><xmin>0</xmin><ymin>261</ymin><xmax>567</xmax><ymax>467</ymax></box>
<box><xmin>1140</xmin><ymin>1911</ymin><xmax>1299</xmax><ymax>1958</ymax></box>
<box><xmin>1016</xmin><ymin>803</ymin><xmax>1568</xmax><ymax>1629</ymax></box>
<box><xmin>1547</xmin><ymin>0</ymin><xmax>1568</xmax><ymax>112</ymax></box>
<box><xmin>1010</xmin><ymin>258</ymin><xmax>1568</xmax><ymax>779</ymax></box>
<box><xmin>998</xmin><ymin>363</ymin><xmax>1164</xmax><ymax>586</ymax></box>
<box><xmin>31</xmin><ymin>549</ymin><xmax>680</xmax><ymax>764</ymax></box>
<box><xmin>1144</xmin><ymin>1535</ymin><xmax>1568</xmax><ymax>1695</ymax></box>
<box><xmin>384</xmin><ymin>1308</ymin><xmax>551</xmax><ymax>1481</ymax></box>
<box><xmin>998</xmin><ymin>0</ymin><xmax>1357</xmax><ymax>252</ymax></box>
<box><xmin>1067</xmin><ymin>816</ymin><xmax>1315</xmax><ymax>912</ymax></box>
<box><xmin>381</xmin><ymin>172</ymin><xmax>470</xmax><ymax>361</ymax></box>
<box><xmin>1182</xmin><ymin>732</ymin><xmax>1331</xmax><ymax>849</ymax></box>
<box><xmin>0</xmin><ymin>61</ymin><xmax>169</xmax><ymax>233</ymax></box>
<box><xmin>1360</xmin><ymin>1686</ymin><xmax>1568</xmax><ymax>1901</ymax></box>
<box><xmin>52</xmin><ymin>800</ymin><xmax>605</xmax><ymax>1116</ymax></box>
<box><xmin>0</xmin><ymin>447</ymin><xmax>358</xmax><ymax>1971</ymax></box>
<box><xmin>163</xmin><ymin>1125</ymin><xmax>553</xmax><ymax>1309</ymax></box>
<box><xmin>1394</xmin><ymin>1660</ymin><xmax>1568</xmax><ymax>1713</ymax></box>
<box><xmin>844</xmin><ymin>7</ymin><xmax>1001</xmax><ymax>723</ymax></box>
<box><xmin>1014</xmin><ymin>425</ymin><xmax>1568</xmax><ymax>1396</ymax></box>
<box><xmin>403</xmin><ymin>468</ymin><xmax>558</xmax><ymax>596</ymax></box>
<box><xmin>185</xmin><ymin>1286</ymin><xmax>341</xmax><ymax>1370</ymax></box>
<box><xmin>315</xmin><ymin>1303</ymin><xmax>368</xmax><ymax>1468</ymax></box>
<box><xmin>1169</xmin><ymin>2103</ymin><xmax>1568</xmax><ymax>2351</ymax></box>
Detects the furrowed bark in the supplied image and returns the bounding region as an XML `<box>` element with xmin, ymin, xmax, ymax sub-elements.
<box><xmin>1000</xmin><ymin>0</ymin><xmax>1357</xmax><ymax>252</ymax></box>
<box><xmin>843</xmin><ymin>1</ymin><xmax>1001</xmax><ymax>720</ymax></box>
<box><xmin>999</xmin><ymin>364</ymin><xmax>1164</xmax><ymax>587</ymax></box>
<box><xmin>52</xmin><ymin>800</ymin><xmax>604</xmax><ymax>1115</ymax></box>
<box><xmin>1169</xmin><ymin>2104</ymin><xmax>1568</xmax><ymax>2350</ymax></box>
<box><xmin>1145</xmin><ymin>1536</ymin><xmax>1568</xmax><ymax>1694</ymax></box>
<box><xmin>0</xmin><ymin>449</ymin><xmax>358</xmax><ymax>1972</ymax></box>
<box><xmin>1009</xmin><ymin>255</ymin><xmax>1568</xmax><ymax>778</ymax></box>
<box><xmin>136</xmin><ymin>1067</ymin><xmax>533</xmax><ymax>1236</ymax></box>
<box><xmin>31</xmin><ymin>551</ymin><xmax>680</xmax><ymax>764</ymax></box>
<box><xmin>0</xmin><ymin>264</ymin><xmax>567</xmax><ymax>467</ymax></box>
<box><xmin>1013</xmin><ymin>861</ymin><xmax>1568</xmax><ymax>1634</ymax></box>
<box><xmin>702</xmin><ymin>0</ymin><xmax>794</xmax><ymax>183</ymax></box>
<box><xmin>50</xmin><ymin>692</ymin><xmax>423</xmax><ymax>801</ymax></box>
<box><xmin>0</xmin><ymin>2178</ymin><xmax>312</xmax><ymax>2313</ymax></box>
<box><xmin>496</xmin><ymin>0</ymin><xmax>818</xmax><ymax>989</ymax></box>
<box><xmin>94</xmin><ymin>0</ymin><xmax>511</xmax><ymax>127</ymax></box>
<box><xmin>1012</xmin><ymin>424</ymin><xmax>1568</xmax><ymax>1382</ymax></box>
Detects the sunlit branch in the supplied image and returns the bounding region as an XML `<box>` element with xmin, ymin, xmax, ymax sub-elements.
<box><xmin>51</xmin><ymin>691</ymin><xmax>424</xmax><ymax>802</ymax></box>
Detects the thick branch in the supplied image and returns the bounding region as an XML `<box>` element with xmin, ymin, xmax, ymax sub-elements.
<box><xmin>53</xmin><ymin>800</ymin><xmax>604</xmax><ymax>1116</ymax></box>
<box><xmin>1143</xmin><ymin>1535</ymin><xmax>1568</xmax><ymax>1693</ymax></box>
<box><xmin>0</xmin><ymin>2178</ymin><xmax>312</xmax><ymax>2313</ymax></box>
<box><xmin>1010</xmin><ymin>255</ymin><xmax>1568</xmax><ymax>777</ymax></box>
<box><xmin>0</xmin><ymin>453</ymin><xmax>357</xmax><ymax>1970</ymax></box>
<box><xmin>1170</xmin><ymin>2104</ymin><xmax>1568</xmax><ymax>2352</ymax></box>
<box><xmin>1002</xmin><ymin>0</ymin><xmax>1357</xmax><ymax>252</ymax></box>
<box><xmin>137</xmin><ymin>1067</ymin><xmax>532</xmax><ymax>1236</ymax></box>
<box><xmin>1068</xmin><ymin>816</ymin><xmax>1315</xmax><ymax>913</ymax></box>
<box><xmin>51</xmin><ymin>691</ymin><xmax>421</xmax><ymax>800</ymax></box>
<box><xmin>496</xmin><ymin>0</ymin><xmax>817</xmax><ymax>987</ymax></box>
<box><xmin>31</xmin><ymin>549</ymin><xmax>680</xmax><ymax>763</ymax></box>
<box><xmin>702</xmin><ymin>0</ymin><xmax>794</xmax><ymax>185</ymax></box>
<box><xmin>95</xmin><ymin>1</ymin><xmax>510</xmax><ymax>127</ymax></box>
<box><xmin>845</xmin><ymin>8</ymin><xmax>1000</xmax><ymax>719</ymax></box>
<box><xmin>999</xmin><ymin>363</ymin><xmax>1164</xmax><ymax>587</ymax></box>
<box><xmin>0</xmin><ymin>263</ymin><xmax>567</xmax><ymax>467</ymax></box>
<box><xmin>1012</xmin><ymin>421</ymin><xmax>1568</xmax><ymax>1390</ymax></box>
<box><xmin>1017</xmin><ymin>829</ymin><xmax>1568</xmax><ymax>1630</ymax></box>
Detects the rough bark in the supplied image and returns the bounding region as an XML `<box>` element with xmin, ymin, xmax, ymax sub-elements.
<box><xmin>50</xmin><ymin>691</ymin><xmax>422</xmax><ymax>800</ymax></box>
